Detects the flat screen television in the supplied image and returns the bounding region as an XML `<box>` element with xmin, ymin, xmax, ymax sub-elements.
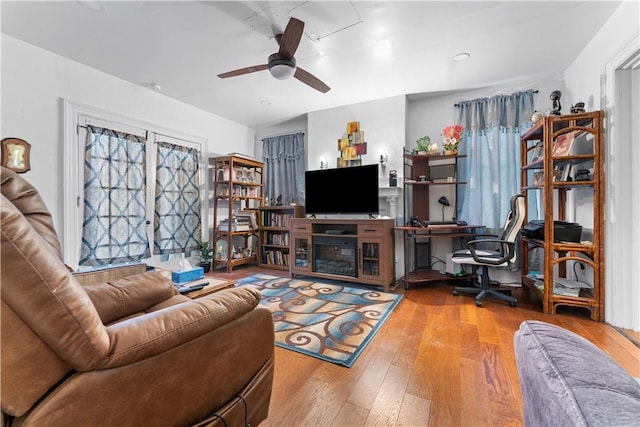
<box><xmin>305</xmin><ymin>164</ymin><xmax>379</xmax><ymax>215</ymax></box>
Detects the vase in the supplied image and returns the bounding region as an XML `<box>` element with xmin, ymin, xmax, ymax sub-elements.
<box><xmin>444</xmin><ymin>149</ymin><xmax>457</xmax><ymax>156</ymax></box>
<box><xmin>199</xmin><ymin>261</ymin><xmax>211</xmax><ymax>273</ymax></box>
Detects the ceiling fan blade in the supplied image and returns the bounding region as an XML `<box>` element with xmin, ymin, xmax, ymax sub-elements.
<box><xmin>218</xmin><ymin>64</ymin><xmax>268</xmax><ymax>78</ymax></box>
<box><xmin>294</xmin><ymin>67</ymin><xmax>330</xmax><ymax>93</ymax></box>
<box><xmin>278</xmin><ymin>17</ymin><xmax>304</xmax><ymax>59</ymax></box>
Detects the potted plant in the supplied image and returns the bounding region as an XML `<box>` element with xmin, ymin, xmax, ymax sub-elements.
<box><xmin>441</xmin><ymin>125</ymin><xmax>463</xmax><ymax>155</ymax></box>
<box><xmin>415</xmin><ymin>136</ymin><xmax>431</xmax><ymax>154</ymax></box>
<box><xmin>198</xmin><ymin>240</ymin><xmax>213</xmax><ymax>273</ymax></box>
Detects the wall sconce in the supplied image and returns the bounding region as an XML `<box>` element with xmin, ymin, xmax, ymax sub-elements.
<box><xmin>320</xmin><ymin>157</ymin><xmax>328</xmax><ymax>169</ymax></box>
<box><xmin>379</xmin><ymin>153</ymin><xmax>388</xmax><ymax>170</ymax></box>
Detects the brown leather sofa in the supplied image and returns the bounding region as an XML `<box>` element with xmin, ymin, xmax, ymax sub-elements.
<box><xmin>1</xmin><ymin>167</ymin><xmax>275</xmax><ymax>426</ymax></box>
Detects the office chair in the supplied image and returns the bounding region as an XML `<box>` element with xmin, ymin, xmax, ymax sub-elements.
<box><xmin>452</xmin><ymin>194</ymin><xmax>525</xmax><ymax>307</ymax></box>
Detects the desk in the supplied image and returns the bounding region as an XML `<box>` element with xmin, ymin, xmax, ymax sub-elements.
<box><xmin>395</xmin><ymin>224</ymin><xmax>485</xmax><ymax>289</ymax></box>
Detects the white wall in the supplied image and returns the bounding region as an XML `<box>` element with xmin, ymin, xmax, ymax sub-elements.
<box><xmin>563</xmin><ymin>0</ymin><xmax>640</xmax><ymax>330</ymax></box>
<box><xmin>307</xmin><ymin>95</ymin><xmax>406</xmax><ymax>184</ymax></box>
<box><xmin>306</xmin><ymin>96</ymin><xmax>406</xmax><ymax>277</ymax></box>
<box><xmin>563</xmin><ymin>1</ymin><xmax>639</xmax><ymax>111</ymax></box>
<box><xmin>1</xmin><ymin>35</ymin><xmax>254</xmax><ymax>248</ymax></box>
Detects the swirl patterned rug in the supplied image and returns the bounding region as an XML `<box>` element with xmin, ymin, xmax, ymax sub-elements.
<box><xmin>236</xmin><ymin>274</ymin><xmax>403</xmax><ymax>368</ymax></box>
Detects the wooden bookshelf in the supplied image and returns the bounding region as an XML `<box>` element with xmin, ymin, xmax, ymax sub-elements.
<box><xmin>258</xmin><ymin>205</ymin><xmax>305</xmax><ymax>271</ymax></box>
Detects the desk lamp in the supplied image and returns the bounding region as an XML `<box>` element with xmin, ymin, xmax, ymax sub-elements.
<box><xmin>438</xmin><ymin>196</ymin><xmax>450</xmax><ymax>222</ymax></box>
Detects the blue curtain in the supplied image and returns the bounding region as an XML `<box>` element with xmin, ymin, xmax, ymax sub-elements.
<box><xmin>457</xmin><ymin>90</ymin><xmax>534</xmax><ymax>230</ymax></box>
<box><xmin>154</xmin><ymin>141</ymin><xmax>201</xmax><ymax>255</ymax></box>
<box><xmin>262</xmin><ymin>132</ymin><xmax>305</xmax><ymax>205</ymax></box>
<box><xmin>80</xmin><ymin>126</ymin><xmax>149</xmax><ymax>266</ymax></box>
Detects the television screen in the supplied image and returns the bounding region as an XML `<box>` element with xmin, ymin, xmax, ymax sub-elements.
<box><xmin>305</xmin><ymin>164</ymin><xmax>379</xmax><ymax>215</ymax></box>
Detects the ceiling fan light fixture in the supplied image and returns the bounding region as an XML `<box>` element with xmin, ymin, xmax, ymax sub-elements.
<box><xmin>268</xmin><ymin>53</ymin><xmax>296</xmax><ymax>80</ymax></box>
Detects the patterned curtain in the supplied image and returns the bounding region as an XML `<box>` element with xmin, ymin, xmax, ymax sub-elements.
<box><xmin>262</xmin><ymin>132</ymin><xmax>305</xmax><ymax>205</ymax></box>
<box><xmin>154</xmin><ymin>141</ymin><xmax>201</xmax><ymax>255</ymax></box>
<box><xmin>456</xmin><ymin>90</ymin><xmax>535</xmax><ymax>230</ymax></box>
<box><xmin>80</xmin><ymin>126</ymin><xmax>149</xmax><ymax>266</ymax></box>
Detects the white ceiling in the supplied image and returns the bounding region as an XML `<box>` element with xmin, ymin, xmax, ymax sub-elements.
<box><xmin>1</xmin><ymin>1</ymin><xmax>621</xmax><ymax>129</ymax></box>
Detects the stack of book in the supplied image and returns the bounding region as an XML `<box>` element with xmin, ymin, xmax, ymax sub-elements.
<box><xmin>218</xmin><ymin>216</ymin><xmax>251</xmax><ymax>231</ymax></box>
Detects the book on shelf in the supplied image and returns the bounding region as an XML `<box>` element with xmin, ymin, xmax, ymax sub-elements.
<box><xmin>218</xmin><ymin>216</ymin><xmax>252</xmax><ymax>232</ymax></box>
<box><xmin>261</xmin><ymin>212</ymin><xmax>293</xmax><ymax>227</ymax></box>
<box><xmin>530</xmin><ymin>275</ymin><xmax>593</xmax><ymax>297</ymax></box>
<box><xmin>530</xmin><ymin>141</ymin><xmax>544</xmax><ymax>163</ymax></box>
<box><xmin>266</xmin><ymin>233</ymin><xmax>289</xmax><ymax>246</ymax></box>
<box><xmin>552</xmin><ymin>131</ymin><xmax>576</xmax><ymax>157</ymax></box>
<box><xmin>262</xmin><ymin>249</ymin><xmax>289</xmax><ymax>266</ymax></box>
<box><xmin>216</xmin><ymin>165</ymin><xmax>230</xmax><ymax>182</ymax></box>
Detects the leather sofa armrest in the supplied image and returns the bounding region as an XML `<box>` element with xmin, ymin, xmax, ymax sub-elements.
<box><xmin>96</xmin><ymin>286</ymin><xmax>262</xmax><ymax>369</ymax></box>
<box><xmin>82</xmin><ymin>271</ymin><xmax>179</xmax><ymax>324</ymax></box>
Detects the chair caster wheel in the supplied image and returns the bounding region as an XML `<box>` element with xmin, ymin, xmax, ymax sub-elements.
<box><xmin>475</xmin><ymin>300</ymin><xmax>483</xmax><ymax>307</ymax></box>
<box><xmin>509</xmin><ymin>301</ymin><xmax>517</xmax><ymax>308</ymax></box>
<box><xmin>452</xmin><ymin>290</ymin><xmax>459</xmax><ymax>296</ymax></box>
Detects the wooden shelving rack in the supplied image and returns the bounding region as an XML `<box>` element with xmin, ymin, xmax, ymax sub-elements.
<box><xmin>210</xmin><ymin>155</ymin><xmax>264</xmax><ymax>273</ymax></box>
<box><xmin>519</xmin><ymin>111</ymin><xmax>605</xmax><ymax>320</ymax></box>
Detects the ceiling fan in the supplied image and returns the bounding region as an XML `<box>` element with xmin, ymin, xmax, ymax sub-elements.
<box><xmin>217</xmin><ymin>17</ymin><xmax>330</xmax><ymax>93</ymax></box>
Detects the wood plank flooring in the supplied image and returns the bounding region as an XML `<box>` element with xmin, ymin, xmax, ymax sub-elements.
<box><xmin>208</xmin><ymin>266</ymin><xmax>640</xmax><ymax>426</ymax></box>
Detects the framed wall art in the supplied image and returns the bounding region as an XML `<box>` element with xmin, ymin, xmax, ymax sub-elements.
<box><xmin>1</xmin><ymin>138</ymin><xmax>31</xmax><ymax>173</ymax></box>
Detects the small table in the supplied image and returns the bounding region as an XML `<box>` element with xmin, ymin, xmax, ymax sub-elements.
<box><xmin>156</xmin><ymin>269</ymin><xmax>235</xmax><ymax>298</ymax></box>
<box><xmin>182</xmin><ymin>277</ymin><xmax>235</xmax><ymax>299</ymax></box>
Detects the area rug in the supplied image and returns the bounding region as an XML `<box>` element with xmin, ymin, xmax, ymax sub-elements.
<box><xmin>236</xmin><ymin>274</ymin><xmax>403</xmax><ymax>368</ymax></box>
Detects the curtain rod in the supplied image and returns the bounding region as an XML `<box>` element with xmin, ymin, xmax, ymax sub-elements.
<box><xmin>78</xmin><ymin>124</ymin><xmax>149</xmax><ymax>140</ymax></box>
<box><xmin>454</xmin><ymin>89</ymin><xmax>539</xmax><ymax>107</ymax></box>
<box><xmin>153</xmin><ymin>131</ymin><xmax>202</xmax><ymax>145</ymax></box>
<box><xmin>261</xmin><ymin>129</ymin><xmax>305</xmax><ymax>141</ymax></box>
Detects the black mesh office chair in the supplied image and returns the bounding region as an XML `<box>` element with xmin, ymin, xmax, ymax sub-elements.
<box><xmin>452</xmin><ymin>194</ymin><xmax>525</xmax><ymax>307</ymax></box>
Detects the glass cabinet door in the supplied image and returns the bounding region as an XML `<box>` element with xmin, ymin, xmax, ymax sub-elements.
<box><xmin>293</xmin><ymin>236</ymin><xmax>310</xmax><ymax>272</ymax></box>
<box><xmin>360</xmin><ymin>240</ymin><xmax>381</xmax><ymax>278</ymax></box>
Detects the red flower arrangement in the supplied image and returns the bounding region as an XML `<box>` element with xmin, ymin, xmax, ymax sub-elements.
<box><xmin>441</xmin><ymin>125</ymin><xmax>464</xmax><ymax>151</ymax></box>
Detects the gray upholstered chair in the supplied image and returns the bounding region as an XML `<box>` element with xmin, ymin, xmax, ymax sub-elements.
<box><xmin>452</xmin><ymin>194</ymin><xmax>525</xmax><ymax>307</ymax></box>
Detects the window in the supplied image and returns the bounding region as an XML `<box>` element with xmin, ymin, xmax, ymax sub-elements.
<box><xmin>80</xmin><ymin>125</ymin><xmax>150</xmax><ymax>266</ymax></box>
<box><xmin>154</xmin><ymin>141</ymin><xmax>201</xmax><ymax>255</ymax></box>
<box><xmin>63</xmin><ymin>100</ymin><xmax>205</xmax><ymax>270</ymax></box>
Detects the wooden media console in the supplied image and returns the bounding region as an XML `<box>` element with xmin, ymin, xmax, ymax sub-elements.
<box><xmin>289</xmin><ymin>218</ymin><xmax>395</xmax><ymax>291</ymax></box>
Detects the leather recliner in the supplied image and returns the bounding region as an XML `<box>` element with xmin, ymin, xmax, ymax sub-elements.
<box><xmin>1</xmin><ymin>167</ymin><xmax>275</xmax><ymax>426</ymax></box>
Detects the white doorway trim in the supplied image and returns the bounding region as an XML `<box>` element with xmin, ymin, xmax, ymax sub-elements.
<box><xmin>603</xmin><ymin>35</ymin><xmax>640</xmax><ymax>331</ymax></box>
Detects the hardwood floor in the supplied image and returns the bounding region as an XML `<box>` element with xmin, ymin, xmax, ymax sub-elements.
<box><xmin>208</xmin><ymin>266</ymin><xmax>640</xmax><ymax>426</ymax></box>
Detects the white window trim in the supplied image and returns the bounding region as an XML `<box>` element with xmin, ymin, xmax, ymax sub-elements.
<box><xmin>62</xmin><ymin>99</ymin><xmax>206</xmax><ymax>270</ymax></box>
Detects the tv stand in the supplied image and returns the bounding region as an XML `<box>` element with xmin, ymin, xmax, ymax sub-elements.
<box><xmin>290</xmin><ymin>218</ymin><xmax>395</xmax><ymax>291</ymax></box>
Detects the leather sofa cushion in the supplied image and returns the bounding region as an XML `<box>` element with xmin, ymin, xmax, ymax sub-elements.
<box><xmin>83</xmin><ymin>271</ymin><xmax>179</xmax><ymax>324</ymax></box>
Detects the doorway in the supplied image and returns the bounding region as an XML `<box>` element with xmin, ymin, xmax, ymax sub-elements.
<box><xmin>605</xmin><ymin>39</ymin><xmax>639</xmax><ymax>331</ymax></box>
